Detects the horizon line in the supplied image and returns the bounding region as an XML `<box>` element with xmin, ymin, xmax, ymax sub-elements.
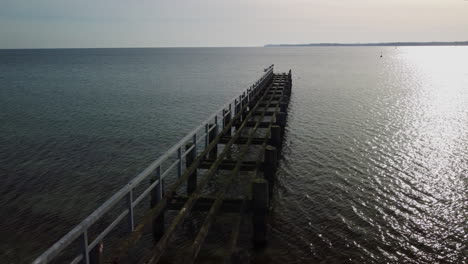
<box><xmin>265</xmin><ymin>40</ymin><xmax>468</xmax><ymax>47</ymax></box>
<box><xmin>2</xmin><ymin>40</ymin><xmax>468</xmax><ymax>50</ymax></box>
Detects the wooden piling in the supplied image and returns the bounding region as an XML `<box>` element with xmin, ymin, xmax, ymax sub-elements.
<box><xmin>252</xmin><ymin>178</ymin><xmax>269</xmax><ymax>248</ymax></box>
<box><xmin>224</xmin><ymin>108</ymin><xmax>232</xmax><ymax>136</ymax></box>
<box><xmin>270</xmin><ymin>125</ymin><xmax>281</xmax><ymax>148</ymax></box>
<box><xmin>208</xmin><ymin>123</ymin><xmax>218</xmax><ymax>159</ymax></box>
<box><xmin>186</xmin><ymin>143</ymin><xmax>197</xmax><ymax>194</ymax></box>
<box><xmin>280</xmin><ymin>102</ymin><xmax>287</xmax><ymax>113</ymax></box>
<box><xmin>276</xmin><ymin>112</ymin><xmax>286</xmax><ymax>127</ymax></box>
<box><xmin>263</xmin><ymin>145</ymin><xmax>278</xmax><ymax>182</ymax></box>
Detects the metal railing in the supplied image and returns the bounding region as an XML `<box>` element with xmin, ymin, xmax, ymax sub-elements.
<box><xmin>32</xmin><ymin>64</ymin><xmax>274</xmax><ymax>264</ymax></box>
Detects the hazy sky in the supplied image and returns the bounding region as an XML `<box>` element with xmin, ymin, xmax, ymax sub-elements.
<box><xmin>1</xmin><ymin>0</ymin><xmax>467</xmax><ymax>48</ymax></box>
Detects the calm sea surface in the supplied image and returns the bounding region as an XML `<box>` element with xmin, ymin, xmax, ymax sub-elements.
<box><xmin>0</xmin><ymin>47</ymin><xmax>467</xmax><ymax>263</ymax></box>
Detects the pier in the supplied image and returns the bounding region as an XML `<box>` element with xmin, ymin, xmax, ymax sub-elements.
<box><xmin>32</xmin><ymin>65</ymin><xmax>292</xmax><ymax>264</ymax></box>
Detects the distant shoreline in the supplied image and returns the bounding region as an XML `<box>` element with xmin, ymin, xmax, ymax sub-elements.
<box><xmin>265</xmin><ymin>41</ymin><xmax>468</xmax><ymax>47</ymax></box>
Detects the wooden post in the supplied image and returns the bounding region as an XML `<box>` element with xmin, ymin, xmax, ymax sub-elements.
<box><xmin>276</xmin><ymin>112</ymin><xmax>286</xmax><ymax>128</ymax></box>
<box><xmin>285</xmin><ymin>83</ymin><xmax>291</xmax><ymax>95</ymax></box>
<box><xmin>224</xmin><ymin>108</ymin><xmax>231</xmax><ymax>136</ymax></box>
<box><xmin>150</xmin><ymin>167</ymin><xmax>164</xmax><ymax>242</ymax></box>
<box><xmin>280</xmin><ymin>102</ymin><xmax>287</xmax><ymax>113</ymax></box>
<box><xmin>240</xmin><ymin>93</ymin><xmax>248</xmax><ymax>124</ymax></box>
<box><xmin>270</xmin><ymin>125</ymin><xmax>281</xmax><ymax>148</ymax></box>
<box><xmin>249</xmin><ymin>94</ymin><xmax>256</xmax><ymax>109</ymax></box>
<box><xmin>89</xmin><ymin>241</ymin><xmax>103</xmax><ymax>264</ymax></box>
<box><xmin>234</xmin><ymin>99</ymin><xmax>241</xmax><ymax>130</ymax></box>
<box><xmin>186</xmin><ymin>143</ymin><xmax>197</xmax><ymax>194</ymax></box>
<box><xmin>264</xmin><ymin>145</ymin><xmax>278</xmax><ymax>182</ymax></box>
<box><xmin>208</xmin><ymin>123</ymin><xmax>217</xmax><ymax>160</ymax></box>
<box><xmin>252</xmin><ymin>178</ymin><xmax>269</xmax><ymax>248</ymax></box>
<box><xmin>242</xmin><ymin>103</ymin><xmax>248</xmax><ymax>123</ymax></box>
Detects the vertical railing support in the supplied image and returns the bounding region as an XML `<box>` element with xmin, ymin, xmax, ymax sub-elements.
<box><xmin>150</xmin><ymin>166</ymin><xmax>164</xmax><ymax>242</ymax></box>
<box><xmin>80</xmin><ymin>232</ymin><xmax>90</xmax><ymax>264</ymax></box>
<box><xmin>177</xmin><ymin>147</ymin><xmax>182</xmax><ymax>178</ymax></box>
<box><xmin>234</xmin><ymin>99</ymin><xmax>241</xmax><ymax>130</ymax></box>
<box><xmin>192</xmin><ymin>133</ymin><xmax>197</xmax><ymax>154</ymax></box>
<box><xmin>208</xmin><ymin>123</ymin><xmax>218</xmax><ymax>160</ymax></box>
<box><xmin>242</xmin><ymin>92</ymin><xmax>248</xmax><ymax>121</ymax></box>
<box><xmin>204</xmin><ymin>124</ymin><xmax>209</xmax><ymax>150</ymax></box>
<box><xmin>185</xmin><ymin>143</ymin><xmax>197</xmax><ymax>194</ymax></box>
<box><xmin>89</xmin><ymin>241</ymin><xmax>103</xmax><ymax>264</ymax></box>
<box><xmin>252</xmin><ymin>178</ymin><xmax>269</xmax><ymax>248</ymax></box>
<box><xmin>222</xmin><ymin>109</ymin><xmax>226</xmax><ymax>130</ymax></box>
<box><xmin>224</xmin><ymin>106</ymin><xmax>231</xmax><ymax>136</ymax></box>
<box><xmin>127</xmin><ymin>190</ymin><xmax>135</xmax><ymax>232</ymax></box>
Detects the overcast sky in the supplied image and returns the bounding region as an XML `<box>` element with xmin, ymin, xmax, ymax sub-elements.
<box><xmin>1</xmin><ymin>0</ymin><xmax>467</xmax><ymax>48</ymax></box>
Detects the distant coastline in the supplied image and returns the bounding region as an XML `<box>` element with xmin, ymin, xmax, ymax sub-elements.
<box><xmin>265</xmin><ymin>41</ymin><xmax>468</xmax><ymax>47</ymax></box>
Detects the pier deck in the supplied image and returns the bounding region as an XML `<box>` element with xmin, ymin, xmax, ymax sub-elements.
<box><xmin>32</xmin><ymin>65</ymin><xmax>292</xmax><ymax>264</ymax></box>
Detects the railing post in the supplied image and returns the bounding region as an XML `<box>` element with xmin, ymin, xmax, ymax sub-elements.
<box><xmin>252</xmin><ymin>178</ymin><xmax>269</xmax><ymax>248</ymax></box>
<box><xmin>185</xmin><ymin>142</ymin><xmax>197</xmax><ymax>194</ymax></box>
<box><xmin>204</xmin><ymin>123</ymin><xmax>209</xmax><ymax>150</ymax></box>
<box><xmin>192</xmin><ymin>133</ymin><xmax>197</xmax><ymax>153</ymax></box>
<box><xmin>80</xmin><ymin>232</ymin><xmax>90</xmax><ymax>264</ymax></box>
<box><xmin>177</xmin><ymin>147</ymin><xmax>182</xmax><ymax>178</ymax></box>
<box><xmin>242</xmin><ymin>92</ymin><xmax>249</xmax><ymax>121</ymax></box>
<box><xmin>127</xmin><ymin>190</ymin><xmax>135</xmax><ymax>232</ymax></box>
<box><xmin>224</xmin><ymin>106</ymin><xmax>231</xmax><ymax>136</ymax></box>
<box><xmin>222</xmin><ymin>109</ymin><xmax>226</xmax><ymax>130</ymax></box>
<box><xmin>234</xmin><ymin>99</ymin><xmax>238</xmax><ymax>115</ymax></box>
<box><xmin>151</xmin><ymin>166</ymin><xmax>164</xmax><ymax>241</ymax></box>
<box><xmin>239</xmin><ymin>95</ymin><xmax>243</xmax><ymax>112</ymax></box>
<box><xmin>89</xmin><ymin>241</ymin><xmax>103</xmax><ymax>264</ymax></box>
<box><xmin>234</xmin><ymin>99</ymin><xmax>241</xmax><ymax>130</ymax></box>
<box><xmin>208</xmin><ymin>123</ymin><xmax>217</xmax><ymax>160</ymax></box>
<box><xmin>249</xmin><ymin>87</ymin><xmax>256</xmax><ymax>109</ymax></box>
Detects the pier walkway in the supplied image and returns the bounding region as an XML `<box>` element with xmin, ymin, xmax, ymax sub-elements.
<box><xmin>32</xmin><ymin>65</ymin><xmax>292</xmax><ymax>264</ymax></box>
